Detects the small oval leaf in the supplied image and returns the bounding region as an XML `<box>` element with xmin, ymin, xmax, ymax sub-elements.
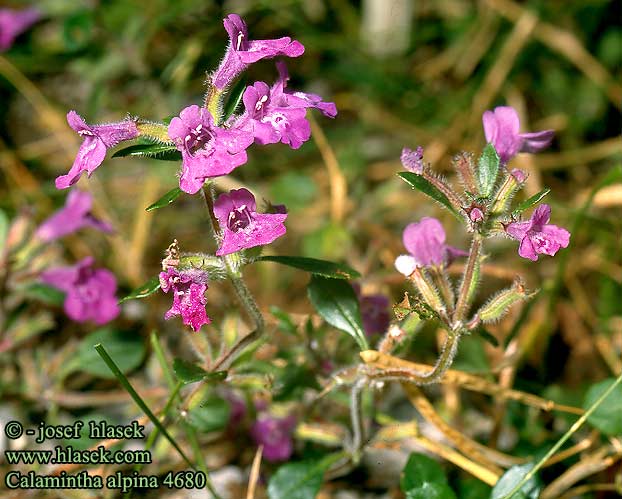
<box><xmin>398</xmin><ymin>172</ymin><xmax>463</xmax><ymax>221</ymax></box>
<box><xmin>401</xmin><ymin>453</ymin><xmax>456</xmax><ymax>499</ymax></box>
<box><xmin>491</xmin><ymin>463</ymin><xmax>541</xmax><ymax>499</ymax></box>
<box><xmin>257</xmin><ymin>255</ymin><xmax>360</xmax><ymax>279</ymax></box>
<box><xmin>146</xmin><ymin>187</ymin><xmax>183</xmax><ymax>212</ymax></box>
<box><xmin>223</xmin><ymin>78</ymin><xmax>247</xmax><ymax>120</ymax></box>
<box><xmin>120</xmin><ymin>276</ymin><xmax>161</xmax><ymax>303</ymax></box>
<box><xmin>583</xmin><ymin>377</ymin><xmax>622</xmax><ymax>436</ymax></box>
<box><xmin>477</xmin><ymin>143</ymin><xmax>501</xmax><ymax>198</ymax></box>
<box><xmin>307</xmin><ymin>275</ymin><xmax>368</xmax><ymax>350</ymax></box>
<box><xmin>173</xmin><ymin>358</ymin><xmax>226</xmax><ymax>385</ymax></box>
<box><xmin>72</xmin><ymin>328</ymin><xmax>145</xmax><ymax>379</ymax></box>
<box><xmin>268</xmin><ymin>454</ymin><xmax>343</xmax><ymax>499</ymax></box>
<box><xmin>112</xmin><ymin>143</ymin><xmax>181</xmax><ymax>161</ymax></box>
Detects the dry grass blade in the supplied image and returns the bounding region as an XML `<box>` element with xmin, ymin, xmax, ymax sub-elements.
<box><xmin>246</xmin><ymin>445</ymin><xmax>263</xmax><ymax>499</ymax></box>
<box><xmin>401</xmin><ymin>383</ymin><xmax>521</xmax><ymax>471</ymax></box>
<box><xmin>361</xmin><ymin>350</ymin><xmax>585</xmax><ymax>414</ymax></box>
<box><xmin>541</xmin><ymin>447</ymin><xmax>622</xmax><ymax>499</ymax></box>
<box><xmin>485</xmin><ymin>0</ymin><xmax>622</xmax><ymax>106</ymax></box>
<box><xmin>309</xmin><ymin>113</ymin><xmax>347</xmax><ymax>223</ymax></box>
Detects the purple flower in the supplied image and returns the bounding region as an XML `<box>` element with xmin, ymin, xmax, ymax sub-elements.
<box><xmin>239</xmin><ymin>62</ymin><xmax>336</xmax><ymax>149</ymax></box>
<box><xmin>401</xmin><ymin>146</ymin><xmax>424</xmax><ymax>174</ymax></box>
<box><xmin>505</xmin><ymin>204</ymin><xmax>570</xmax><ymax>261</ymax></box>
<box><xmin>159</xmin><ymin>267</ymin><xmax>211</xmax><ymax>332</ymax></box>
<box><xmin>482</xmin><ymin>106</ymin><xmax>554</xmax><ymax>163</ymax></box>
<box><xmin>212</xmin><ymin>14</ymin><xmax>304</xmax><ymax>90</ymax></box>
<box><xmin>353</xmin><ymin>284</ymin><xmax>391</xmax><ymax>337</ymax></box>
<box><xmin>35</xmin><ymin>190</ymin><xmax>113</xmax><ymax>242</ymax></box>
<box><xmin>40</xmin><ymin>257</ymin><xmax>119</xmax><ymax>325</ymax></box>
<box><xmin>56</xmin><ymin>111</ymin><xmax>139</xmax><ymax>189</ymax></box>
<box><xmin>168</xmin><ymin>105</ymin><xmax>253</xmax><ymax>194</ymax></box>
<box><xmin>250</xmin><ymin>414</ymin><xmax>297</xmax><ymax>462</ymax></box>
<box><xmin>395</xmin><ymin>217</ymin><xmax>466</xmax><ymax>275</ymax></box>
<box><xmin>0</xmin><ymin>7</ymin><xmax>40</xmax><ymax>52</ymax></box>
<box><xmin>213</xmin><ymin>188</ymin><xmax>287</xmax><ymax>256</ymax></box>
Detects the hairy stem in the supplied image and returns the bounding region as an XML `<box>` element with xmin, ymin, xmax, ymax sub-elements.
<box><xmin>349</xmin><ymin>379</ymin><xmax>366</xmax><ymax>462</ymax></box>
<box><xmin>366</xmin><ymin>329</ymin><xmax>460</xmax><ymax>385</ymax></box>
<box><xmin>454</xmin><ymin>236</ymin><xmax>482</xmax><ymax>324</ymax></box>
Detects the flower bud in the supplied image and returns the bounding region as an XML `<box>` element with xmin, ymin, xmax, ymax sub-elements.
<box><xmin>476</xmin><ymin>277</ymin><xmax>530</xmax><ymax>323</ymax></box>
<box><xmin>490</xmin><ymin>169</ymin><xmax>527</xmax><ymax>214</ymax></box>
<box><xmin>408</xmin><ymin>267</ymin><xmax>444</xmax><ymax>313</ymax></box>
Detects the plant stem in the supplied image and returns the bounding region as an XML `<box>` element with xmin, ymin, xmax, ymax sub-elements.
<box><xmin>349</xmin><ymin>379</ymin><xmax>366</xmax><ymax>462</ymax></box>
<box><xmin>454</xmin><ymin>235</ymin><xmax>482</xmax><ymax>324</ymax></box>
<box><xmin>366</xmin><ymin>329</ymin><xmax>460</xmax><ymax>385</ymax></box>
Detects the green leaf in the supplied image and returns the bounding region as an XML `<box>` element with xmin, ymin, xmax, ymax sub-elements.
<box><xmin>398</xmin><ymin>172</ymin><xmax>462</xmax><ymax>221</ymax></box>
<box><xmin>22</xmin><ymin>283</ymin><xmax>65</xmax><ymax>306</ymax></box>
<box><xmin>222</xmin><ymin>77</ymin><xmax>247</xmax><ymax>120</ymax></box>
<box><xmin>401</xmin><ymin>453</ymin><xmax>456</xmax><ymax>499</ymax></box>
<box><xmin>473</xmin><ymin>325</ymin><xmax>499</xmax><ymax>347</ymax></box>
<box><xmin>307</xmin><ymin>275</ymin><xmax>368</xmax><ymax>350</ymax></box>
<box><xmin>491</xmin><ymin>463</ymin><xmax>541</xmax><ymax>499</ymax></box>
<box><xmin>512</xmin><ymin>188</ymin><xmax>550</xmax><ymax>216</ymax></box>
<box><xmin>273</xmin><ymin>364</ymin><xmax>321</xmax><ymax>402</ymax></box>
<box><xmin>186</xmin><ymin>396</ymin><xmax>230</xmax><ymax>433</ymax></box>
<box><xmin>120</xmin><ymin>276</ymin><xmax>161</xmax><ymax>303</ymax></box>
<box><xmin>583</xmin><ymin>377</ymin><xmax>622</xmax><ymax>436</ymax></box>
<box><xmin>146</xmin><ymin>187</ymin><xmax>182</xmax><ymax>211</ymax></box>
<box><xmin>112</xmin><ymin>143</ymin><xmax>181</xmax><ymax>161</ymax></box>
<box><xmin>406</xmin><ymin>483</ymin><xmax>458</xmax><ymax>499</ymax></box>
<box><xmin>257</xmin><ymin>255</ymin><xmax>360</xmax><ymax>279</ymax></box>
<box><xmin>72</xmin><ymin>328</ymin><xmax>145</xmax><ymax>379</ymax></box>
<box><xmin>477</xmin><ymin>143</ymin><xmax>501</xmax><ymax>198</ymax></box>
<box><xmin>173</xmin><ymin>358</ymin><xmax>226</xmax><ymax>385</ymax></box>
<box><xmin>173</xmin><ymin>358</ymin><xmax>208</xmax><ymax>384</ymax></box>
<box><xmin>268</xmin><ymin>453</ymin><xmax>343</xmax><ymax>499</ymax></box>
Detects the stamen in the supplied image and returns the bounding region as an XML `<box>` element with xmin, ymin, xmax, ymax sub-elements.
<box><xmin>236</xmin><ymin>32</ymin><xmax>244</xmax><ymax>51</ymax></box>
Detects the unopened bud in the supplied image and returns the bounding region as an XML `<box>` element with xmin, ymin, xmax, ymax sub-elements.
<box><xmin>490</xmin><ymin>169</ymin><xmax>526</xmax><ymax>214</ymax></box>
<box><xmin>453</xmin><ymin>151</ymin><xmax>477</xmax><ymax>194</ymax></box>
<box><xmin>477</xmin><ymin>278</ymin><xmax>530</xmax><ymax>323</ymax></box>
<box><xmin>408</xmin><ymin>267</ymin><xmax>444</xmax><ymax>313</ymax></box>
<box><xmin>178</xmin><ymin>253</ymin><xmax>227</xmax><ymax>280</ymax></box>
<box><xmin>469</xmin><ymin>207</ymin><xmax>484</xmax><ymax>223</ymax></box>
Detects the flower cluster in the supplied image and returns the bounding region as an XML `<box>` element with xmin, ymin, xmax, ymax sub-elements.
<box><xmin>34</xmin><ymin>191</ymin><xmax>119</xmax><ymax>325</ymax></box>
<box><xmin>52</xmin><ymin>13</ymin><xmax>335</xmax><ymax>332</ymax></box>
<box><xmin>395</xmin><ymin>105</ymin><xmax>569</xmax><ymax>333</ymax></box>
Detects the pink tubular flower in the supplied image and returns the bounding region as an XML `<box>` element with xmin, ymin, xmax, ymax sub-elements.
<box><xmin>250</xmin><ymin>414</ymin><xmax>297</xmax><ymax>462</ymax></box>
<box><xmin>40</xmin><ymin>257</ymin><xmax>120</xmax><ymax>325</ymax></box>
<box><xmin>239</xmin><ymin>62</ymin><xmax>336</xmax><ymax>149</ymax></box>
<box><xmin>35</xmin><ymin>190</ymin><xmax>113</xmax><ymax>242</ymax></box>
<box><xmin>0</xmin><ymin>7</ymin><xmax>40</xmax><ymax>52</ymax></box>
<box><xmin>505</xmin><ymin>204</ymin><xmax>570</xmax><ymax>261</ymax></box>
<box><xmin>212</xmin><ymin>14</ymin><xmax>304</xmax><ymax>90</ymax></box>
<box><xmin>56</xmin><ymin>111</ymin><xmax>139</xmax><ymax>189</ymax></box>
<box><xmin>168</xmin><ymin>105</ymin><xmax>253</xmax><ymax>194</ymax></box>
<box><xmin>395</xmin><ymin>217</ymin><xmax>466</xmax><ymax>275</ymax></box>
<box><xmin>159</xmin><ymin>267</ymin><xmax>210</xmax><ymax>332</ymax></box>
<box><xmin>214</xmin><ymin>188</ymin><xmax>287</xmax><ymax>256</ymax></box>
<box><xmin>482</xmin><ymin>106</ymin><xmax>554</xmax><ymax>163</ymax></box>
<box><xmin>401</xmin><ymin>146</ymin><xmax>424</xmax><ymax>174</ymax></box>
